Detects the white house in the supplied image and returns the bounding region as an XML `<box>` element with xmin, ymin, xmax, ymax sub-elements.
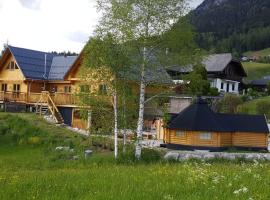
<box><xmin>167</xmin><ymin>53</ymin><xmax>247</xmax><ymax>94</ymax></box>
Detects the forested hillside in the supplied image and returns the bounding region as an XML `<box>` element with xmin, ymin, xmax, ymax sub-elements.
<box><xmin>189</xmin><ymin>0</ymin><xmax>270</xmax><ymax>54</ymax></box>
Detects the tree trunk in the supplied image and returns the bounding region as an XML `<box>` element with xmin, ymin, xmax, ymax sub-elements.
<box><xmin>113</xmin><ymin>91</ymin><xmax>118</xmax><ymax>159</ymax></box>
<box><xmin>135</xmin><ymin>47</ymin><xmax>146</xmax><ymax>159</ymax></box>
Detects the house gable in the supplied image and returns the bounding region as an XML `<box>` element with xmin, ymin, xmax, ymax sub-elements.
<box><xmin>0</xmin><ymin>49</ymin><xmax>26</xmax><ymax>82</ymax></box>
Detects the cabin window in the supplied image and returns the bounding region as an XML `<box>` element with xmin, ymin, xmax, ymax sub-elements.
<box><xmin>200</xmin><ymin>133</ymin><xmax>211</xmax><ymax>140</ymax></box>
<box><xmin>175</xmin><ymin>130</ymin><xmax>184</xmax><ymax>137</ymax></box>
<box><xmin>99</xmin><ymin>84</ymin><xmax>107</xmax><ymax>95</ymax></box>
<box><xmin>1</xmin><ymin>84</ymin><xmax>7</xmax><ymax>92</ymax></box>
<box><xmin>80</xmin><ymin>85</ymin><xmax>90</xmax><ymax>93</ymax></box>
<box><xmin>13</xmin><ymin>84</ymin><xmax>20</xmax><ymax>93</ymax></box>
<box><xmin>64</xmin><ymin>86</ymin><xmax>71</xmax><ymax>93</ymax></box>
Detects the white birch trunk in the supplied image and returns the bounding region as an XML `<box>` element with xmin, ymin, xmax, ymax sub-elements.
<box><xmin>135</xmin><ymin>47</ymin><xmax>147</xmax><ymax>159</ymax></box>
<box><xmin>113</xmin><ymin>91</ymin><xmax>118</xmax><ymax>159</ymax></box>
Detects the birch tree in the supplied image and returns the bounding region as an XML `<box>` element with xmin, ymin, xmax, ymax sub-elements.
<box><xmin>96</xmin><ymin>0</ymin><xmax>194</xmax><ymax>159</ymax></box>
<box><xmin>80</xmin><ymin>36</ymin><xmax>133</xmax><ymax>158</ymax></box>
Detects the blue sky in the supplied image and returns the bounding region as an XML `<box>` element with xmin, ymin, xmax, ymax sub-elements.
<box><xmin>0</xmin><ymin>0</ymin><xmax>204</xmax><ymax>53</ymax></box>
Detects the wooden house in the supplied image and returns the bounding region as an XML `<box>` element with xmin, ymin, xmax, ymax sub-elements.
<box><xmin>167</xmin><ymin>53</ymin><xmax>247</xmax><ymax>94</ymax></box>
<box><xmin>0</xmin><ymin>46</ymin><xmax>87</xmax><ymax>128</ymax></box>
<box><xmin>0</xmin><ymin>45</ymin><xmax>172</xmax><ymax>132</ymax></box>
<box><xmin>164</xmin><ymin>98</ymin><xmax>269</xmax><ymax>151</ymax></box>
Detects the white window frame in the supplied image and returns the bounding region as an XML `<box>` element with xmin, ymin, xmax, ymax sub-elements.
<box><xmin>199</xmin><ymin>133</ymin><xmax>212</xmax><ymax>140</ymax></box>
<box><xmin>176</xmin><ymin>130</ymin><xmax>185</xmax><ymax>137</ymax></box>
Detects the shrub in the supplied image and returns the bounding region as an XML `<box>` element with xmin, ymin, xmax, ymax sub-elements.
<box><xmin>216</xmin><ymin>94</ymin><xmax>243</xmax><ymax>113</ymax></box>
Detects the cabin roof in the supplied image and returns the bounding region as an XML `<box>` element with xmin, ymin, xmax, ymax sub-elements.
<box><xmin>167</xmin><ymin>53</ymin><xmax>247</xmax><ymax>76</ymax></box>
<box><xmin>4</xmin><ymin>46</ymin><xmax>77</xmax><ymax>81</ymax></box>
<box><xmin>168</xmin><ymin>98</ymin><xmax>269</xmax><ymax>133</ymax></box>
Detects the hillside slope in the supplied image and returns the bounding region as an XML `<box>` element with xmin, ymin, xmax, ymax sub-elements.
<box><xmin>189</xmin><ymin>0</ymin><xmax>270</xmax><ymax>53</ymax></box>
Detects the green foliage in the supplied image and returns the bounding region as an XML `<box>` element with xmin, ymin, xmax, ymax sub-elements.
<box><xmin>183</xmin><ymin>64</ymin><xmax>212</xmax><ymax>96</ymax></box>
<box><xmin>216</xmin><ymin>94</ymin><xmax>243</xmax><ymax>114</ymax></box>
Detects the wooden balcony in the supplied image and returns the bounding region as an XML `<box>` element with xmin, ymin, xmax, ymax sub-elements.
<box><xmin>0</xmin><ymin>91</ymin><xmax>79</xmax><ymax>106</ymax></box>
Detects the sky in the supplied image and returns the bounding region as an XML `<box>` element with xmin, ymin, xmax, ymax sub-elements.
<box><xmin>0</xmin><ymin>0</ymin><xmax>204</xmax><ymax>53</ymax></box>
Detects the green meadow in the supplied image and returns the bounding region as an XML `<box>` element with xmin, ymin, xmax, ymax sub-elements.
<box><xmin>0</xmin><ymin>113</ymin><xmax>270</xmax><ymax>200</ymax></box>
<box><xmin>242</xmin><ymin>62</ymin><xmax>270</xmax><ymax>80</ymax></box>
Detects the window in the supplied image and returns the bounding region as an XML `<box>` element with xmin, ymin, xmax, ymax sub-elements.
<box><xmin>7</xmin><ymin>61</ymin><xmax>19</xmax><ymax>70</ymax></box>
<box><xmin>64</xmin><ymin>86</ymin><xmax>71</xmax><ymax>93</ymax></box>
<box><xmin>221</xmin><ymin>82</ymin><xmax>224</xmax><ymax>90</ymax></box>
<box><xmin>99</xmin><ymin>84</ymin><xmax>107</xmax><ymax>95</ymax></box>
<box><xmin>199</xmin><ymin>133</ymin><xmax>212</xmax><ymax>140</ymax></box>
<box><xmin>15</xmin><ymin>63</ymin><xmax>19</xmax><ymax>69</ymax></box>
<box><xmin>232</xmin><ymin>83</ymin><xmax>235</xmax><ymax>91</ymax></box>
<box><xmin>176</xmin><ymin>131</ymin><xmax>184</xmax><ymax>137</ymax></box>
<box><xmin>13</xmin><ymin>84</ymin><xmax>20</xmax><ymax>93</ymax></box>
<box><xmin>80</xmin><ymin>85</ymin><xmax>90</xmax><ymax>93</ymax></box>
<box><xmin>1</xmin><ymin>84</ymin><xmax>7</xmax><ymax>92</ymax></box>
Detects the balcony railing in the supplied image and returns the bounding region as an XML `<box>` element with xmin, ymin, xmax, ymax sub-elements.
<box><xmin>0</xmin><ymin>91</ymin><xmax>79</xmax><ymax>106</ymax></box>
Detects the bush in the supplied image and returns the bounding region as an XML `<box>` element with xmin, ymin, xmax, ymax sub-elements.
<box><xmin>216</xmin><ymin>94</ymin><xmax>243</xmax><ymax>113</ymax></box>
<box><xmin>208</xmin><ymin>88</ymin><xmax>219</xmax><ymax>96</ymax></box>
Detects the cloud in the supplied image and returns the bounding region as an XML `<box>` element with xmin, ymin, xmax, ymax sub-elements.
<box><xmin>18</xmin><ymin>0</ymin><xmax>41</xmax><ymax>10</ymax></box>
<box><xmin>67</xmin><ymin>31</ymin><xmax>90</xmax><ymax>43</ymax></box>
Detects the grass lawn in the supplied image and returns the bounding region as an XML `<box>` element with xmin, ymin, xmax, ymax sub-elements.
<box><xmin>242</xmin><ymin>62</ymin><xmax>270</xmax><ymax>80</ymax></box>
<box><xmin>238</xmin><ymin>96</ymin><xmax>270</xmax><ymax>115</ymax></box>
<box><xmin>0</xmin><ymin>113</ymin><xmax>270</xmax><ymax>199</ymax></box>
<box><xmin>244</xmin><ymin>48</ymin><xmax>270</xmax><ymax>58</ymax></box>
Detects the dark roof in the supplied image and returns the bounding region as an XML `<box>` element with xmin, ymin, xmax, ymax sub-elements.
<box><xmin>168</xmin><ymin>98</ymin><xmax>269</xmax><ymax>133</ymax></box>
<box><xmin>251</xmin><ymin>77</ymin><xmax>270</xmax><ymax>86</ymax></box>
<box><xmin>167</xmin><ymin>53</ymin><xmax>247</xmax><ymax>76</ymax></box>
<box><xmin>7</xmin><ymin>46</ymin><xmax>77</xmax><ymax>81</ymax></box>
<box><xmin>48</xmin><ymin>56</ymin><xmax>77</xmax><ymax>80</ymax></box>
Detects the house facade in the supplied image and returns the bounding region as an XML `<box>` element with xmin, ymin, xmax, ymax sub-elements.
<box><xmin>0</xmin><ymin>46</ymin><xmax>88</xmax><ymax>128</ymax></box>
<box><xmin>164</xmin><ymin>98</ymin><xmax>269</xmax><ymax>151</ymax></box>
<box><xmin>167</xmin><ymin>53</ymin><xmax>247</xmax><ymax>94</ymax></box>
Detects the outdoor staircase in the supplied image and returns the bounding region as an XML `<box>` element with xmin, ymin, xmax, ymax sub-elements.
<box><xmin>35</xmin><ymin>92</ymin><xmax>64</xmax><ymax>124</ymax></box>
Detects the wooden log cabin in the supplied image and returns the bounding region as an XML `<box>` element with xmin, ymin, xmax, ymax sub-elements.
<box><xmin>164</xmin><ymin>98</ymin><xmax>269</xmax><ymax>151</ymax></box>
<box><xmin>0</xmin><ymin>45</ymin><xmax>172</xmax><ymax>132</ymax></box>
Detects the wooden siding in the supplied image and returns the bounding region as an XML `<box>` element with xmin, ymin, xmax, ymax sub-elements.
<box><xmin>166</xmin><ymin>130</ymin><xmax>220</xmax><ymax>147</ymax></box>
<box><xmin>0</xmin><ymin>54</ymin><xmax>28</xmax><ymax>93</ymax></box>
<box><xmin>232</xmin><ymin>132</ymin><xmax>268</xmax><ymax>148</ymax></box>
<box><xmin>220</xmin><ymin>133</ymin><xmax>232</xmax><ymax>147</ymax></box>
<box><xmin>165</xmin><ymin>129</ymin><xmax>268</xmax><ymax>148</ymax></box>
